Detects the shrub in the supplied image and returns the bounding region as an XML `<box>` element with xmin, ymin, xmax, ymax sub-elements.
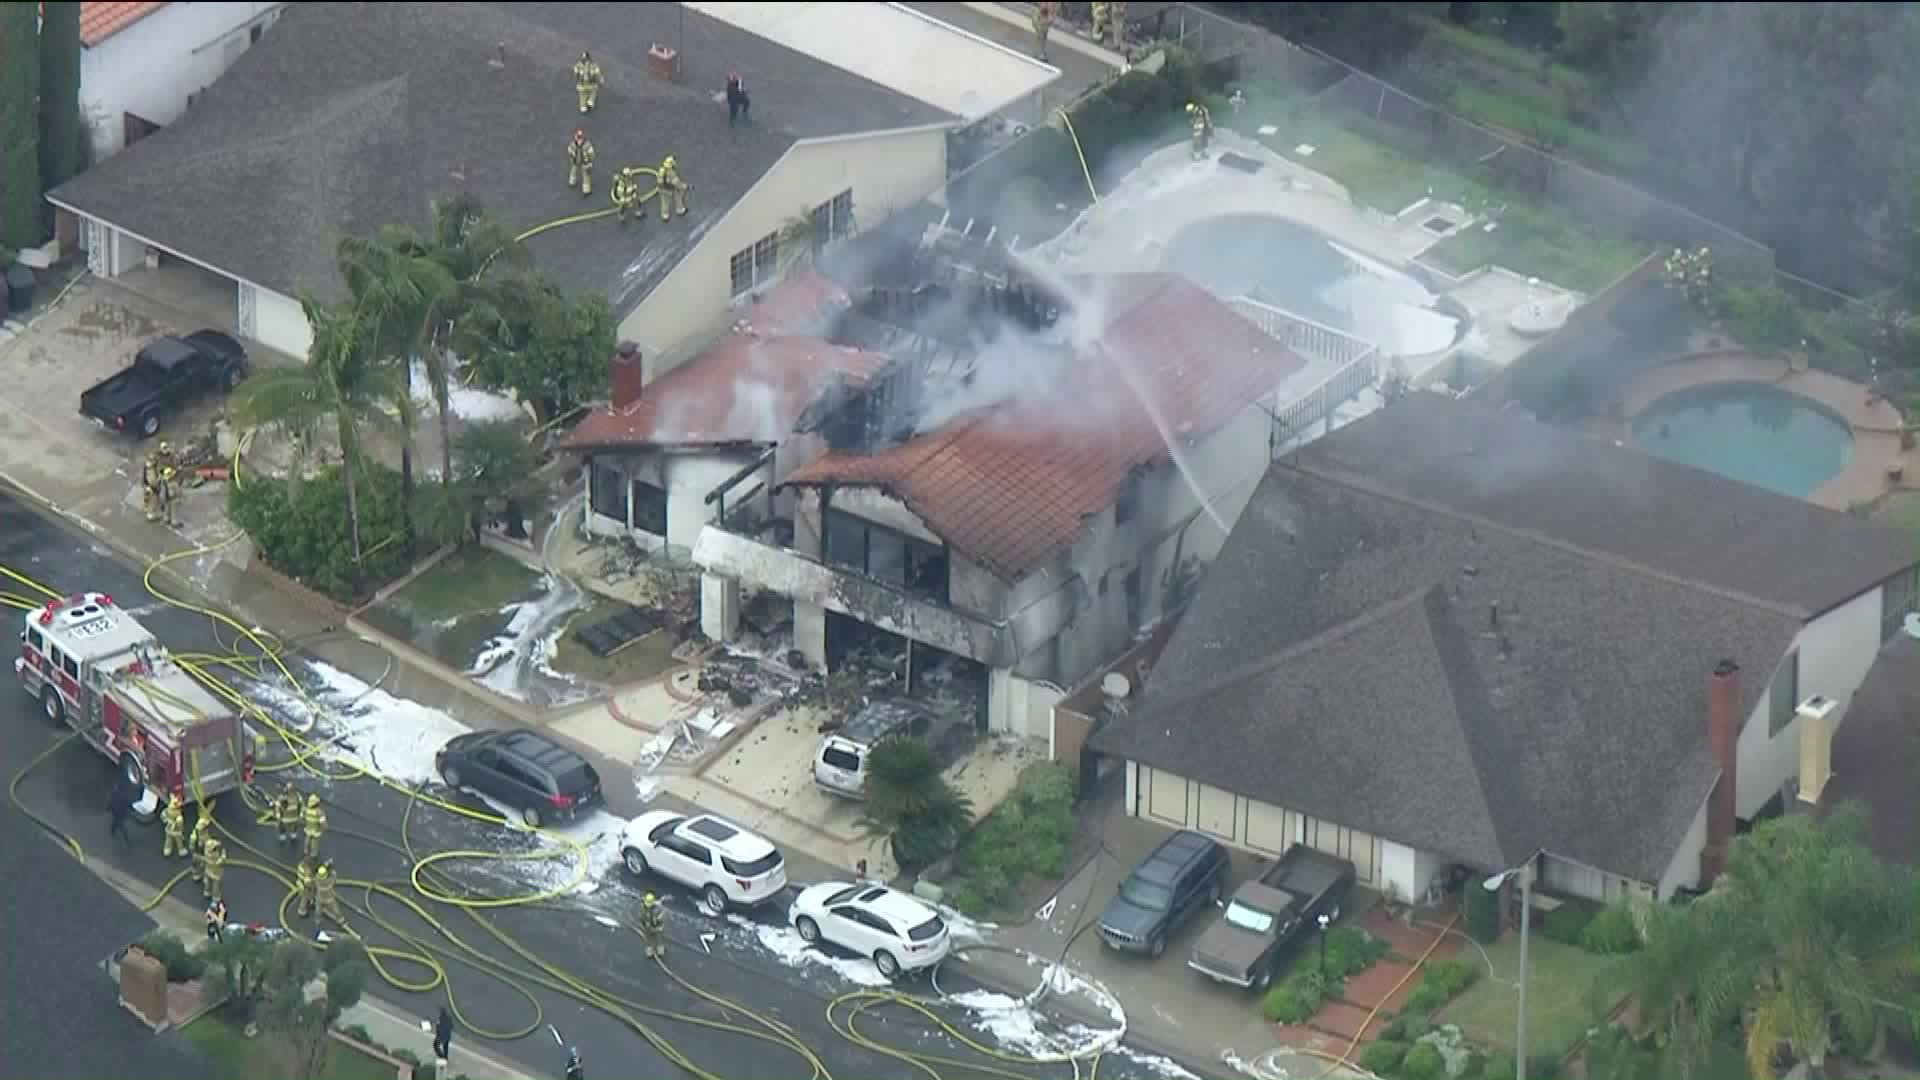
<box><xmin>946</xmin><ymin>763</ymin><xmax>1077</xmax><ymax>917</ymax></box>
<box><xmin>1541</xmin><ymin>902</ymin><xmax>1596</xmax><ymax>945</ymax></box>
<box><xmin>1402</xmin><ymin>1041</ymin><xmax>1446</xmax><ymax>1080</ymax></box>
<box><xmin>1579</xmin><ymin>904</ymin><xmax>1642</xmax><ymax>955</ymax></box>
<box><xmin>1360</xmin><ymin>1039</ymin><xmax>1409</xmax><ymax>1074</ymax></box>
<box><xmin>1261</xmin><ymin>984</ymin><xmax>1314</xmax><ymax>1024</ymax></box>
<box><xmin>1406</xmin><ymin>959</ymin><xmax>1479</xmax><ymax>1013</ymax></box>
<box><xmin>1480</xmin><ymin>1051</ymin><xmax>1518</xmax><ymax>1080</ymax></box>
<box><xmin>1464</xmin><ymin>879</ymin><xmax>1503</xmax><ymax>943</ymax></box>
<box><xmin>1382</xmin><ymin>1010</ymin><xmax>1432</xmax><ymax>1044</ymax></box>
<box><xmin>391</xmin><ymin>1047</ymin><xmax>422</xmax><ymax>1066</ymax></box>
<box><xmin>137</xmin><ymin>930</ymin><xmax>205</xmax><ymax>983</ymax></box>
<box><xmin>1323</xmin><ymin>926</ymin><xmax>1389</xmax><ymax>977</ymax></box>
<box><xmin>340</xmin><ymin>1023</ymin><xmax>375</xmax><ymax>1046</ymax></box>
<box><xmin>228</xmin><ymin>461</ymin><xmax>460</xmax><ymax>602</ymax></box>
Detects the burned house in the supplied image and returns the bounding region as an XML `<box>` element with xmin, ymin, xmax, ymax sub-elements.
<box><xmin>690</xmin><ymin>259</ymin><xmax>1311</xmax><ymax>738</ymax></box>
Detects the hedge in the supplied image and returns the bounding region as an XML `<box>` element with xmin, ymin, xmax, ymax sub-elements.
<box><xmin>228</xmin><ymin>461</ymin><xmax>461</xmax><ymax>602</ymax></box>
<box><xmin>1580</xmin><ymin>904</ymin><xmax>1642</xmax><ymax>954</ymax></box>
<box><xmin>1404</xmin><ymin>958</ymin><xmax>1479</xmax><ymax>1014</ymax></box>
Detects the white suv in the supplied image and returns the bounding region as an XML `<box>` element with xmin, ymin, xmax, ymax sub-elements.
<box><xmin>619</xmin><ymin>811</ymin><xmax>788</xmax><ymax>912</ymax></box>
<box><xmin>791</xmin><ymin>881</ymin><xmax>951</xmax><ymax>979</ymax></box>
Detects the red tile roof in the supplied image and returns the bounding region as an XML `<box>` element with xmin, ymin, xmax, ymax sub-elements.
<box><xmin>783</xmin><ymin>273</ymin><xmax>1306</xmax><ymax>581</ymax></box>
<box><xmin>76</xmin><ymin>1</ymin><xmax>167</xmax><ymax>47</ymax></box>
<box><xmin>564</xmin><ymin>333</ymin><xmax>891</xmax><ymax>450</ymax></box>
<box><xmin>735</xmin><ymin>270</ymin><xmax>851</xmax><ymax>338</ymax></box>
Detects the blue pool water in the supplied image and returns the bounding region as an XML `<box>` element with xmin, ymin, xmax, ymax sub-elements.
<box><xmin>1631</xmin><ymin>382</ymin><xmax>1854</xmax><ymax>499</ymax></box>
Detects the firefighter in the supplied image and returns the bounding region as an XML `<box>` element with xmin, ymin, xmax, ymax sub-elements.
<box><xmin>274</xmin><ymin>783</ymin><xmax>302</xmax><ymax>846</ymax></box>
<box><xmin>315</xmin><ymin>860</ymin><xmax>345</xmax><ymax>926</ymax></box>
<box><xmin>1186</xmin><ymin>101</ymin><xmax>1213</xmax><ymax>159</ymax></box>
<box><xmin>725</xmin><ymin>71</ymin><xmax>750</xmax><ymax>126</ymax></box>
<box><xmin>161</xmin><ymin>793</ymin><xmax>187</xmax><ymax>858</ymax></box>
<box><xmin>565</xmin><ymin>1047</ymin><xmax>585</xmax><ymax>1080</ymax></box>
<box><xmin>573</xmin><ymin>51</ymin><xmax>603</xmax><ymax>114</ymax></box>
<box><xmin>611</xmin><ymin>167</ymin><xmax>644</xmax><ymax>225</ymax></box>
<box><xmin>1107</xmin><ymin>0</ymin><xmax>1128</xmax><ymax>48</ymax></box>
<box><xmin>656</xmin><ymin>156</ymin><xmax>688</xmax><ymax>221</ymax></box>
<box><xmin>141</xmin><ymin>451</ymin><xmax>164</xmax><ymax>522</ymax></box>
<box><xmin>1090</xmin><ymin>1</ymin><xmax>1109</xmax><ymax>43</ymax></box>
<box><xmin>202</xmin><ymin>836</ymin><xmax>227</xmax><ymax>903</ymax></box>
<box><xmin>567</xmin><ymin>129</ymin><xmax>596</xmax><ymax>196</ymax></box>
<box><xmin>294</xmin><ymin>857</ymin><xmax>316</xmax><ymax>918</ymax></box>
<box><xmin>637</xmin><ymin>892</ymin><xmax>666</xmax><ymax>958</ymax></box>
<box><xmin>205</xmin><ymin>897</ymin><xmax>227</xmax><ymax>943</ymax></box>
<box><xmin>188</xmin><ymin>805</ymin><xmax>215</xmax><ymax>883</ymax></box>
<box><xmin>303</xmin><ymin>793</ymin><xmax>327</xmax><ymax>861</ymax></box>
<box><xmin>156</xmin><ymin>461</ymin><xmax>181</xmax><ymax>528</ymax></box>
<box><xmin>1030</xmin><ymin>1</ymin><xmax>1057</xmax><ymax>61</ymax></box>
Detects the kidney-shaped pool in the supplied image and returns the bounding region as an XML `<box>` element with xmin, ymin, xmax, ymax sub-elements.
<box><xmin>1631</xmin><ymin>382</ymin><xmax>1854</xmax><ymax>499</ymax></box>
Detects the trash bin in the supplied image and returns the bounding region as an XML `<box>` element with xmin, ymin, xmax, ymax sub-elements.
<box><xmin>5</xmin><ymin>263</ymin><xmax>34</xmax><ymax>315</ymax></box>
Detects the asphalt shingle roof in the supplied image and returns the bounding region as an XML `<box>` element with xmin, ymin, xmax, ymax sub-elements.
<box><xmin>1821</xmin><ymin>633</ymin><xmax>1920</xmax><ymax>867</ymax></box>
<box><xmin>48</xmin><ymin>2</ymin><xmax>950</xmax><ymax>309</ymax></box>
<box><xmin>1289</xmin><ymin>392</ymin><xmax>1920</xmax><ymax>619</ymax></box>
<box><xmin>780</xmin><ymin>274</ymin><xmax>1307</xmax><ymax>581</ymax></box>
<box><xmin>1091</xmin><ymin>394</ymin><xmax>1873</xmax><ymax>882</ymax></box>
<box><xmin>1</xmin><ymin>803</ymin><xmax>208</xmax><ymax>1079</ymax></box>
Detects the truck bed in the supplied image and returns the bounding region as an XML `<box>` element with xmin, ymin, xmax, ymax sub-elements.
<box><xmin>80</xmin><ymin>365</ymin><xmax>169</xmax><ymax>421</ymax></box>
<box><xmin>1262</xmin><ymin>845</ymin><xmax>1355</xmax><ymax>903</ymax></box>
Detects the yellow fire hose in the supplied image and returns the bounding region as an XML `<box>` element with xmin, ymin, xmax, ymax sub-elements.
<box><xmin>6</xmin><ymin>547</ymin><xmax>1215</xmax><ymax>1080</ymax></box>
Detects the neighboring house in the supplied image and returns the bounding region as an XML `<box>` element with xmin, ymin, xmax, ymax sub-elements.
<box><xmin>1</xmin><ymin>801</ymin><xmax>208</xmax><ymax>1079</ymax></box>
<box><xmin>1091</xmin><ymin>392</ymin><xmax>1920</xmax><ymax>904</ymax></box>
<box><xmin>564</xmin><ymin>273</ymin><xmax>891</xmax><ymax>553</ymax></box>
<box><xmin>1804</xmin><ymin>627</ymin><xmax>1920</xmax><ymax>867</ymax></box>
<box><xmin>688</xmin><ymin>269</ymin><xmax>1310</xmax><ymax>739</ymax></box>
<box><xmin>45</xmin><ymin>2</ymin><xmax>956</xmax><ymax>360</ymax></box>
<box><xmin>69</xmin><ymin>2</ymin><xmax>286</xmax><ymax>161</ymax></box>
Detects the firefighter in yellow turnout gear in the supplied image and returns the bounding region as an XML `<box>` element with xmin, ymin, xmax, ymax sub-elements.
<box><xmin>141</xmin><ymin>451</ymin><xmax>164</xmax><ymax>522</ymax></box>
<box><xmin>657</xmin><ymin>156</ymin><xmax>688</xmax><ymax>221</ymax></box>
<box><xmin>1186</xmin><ymin>101</ymin><xmax>1213</xmax><ymax>159</ymax></box>
<box><xmin>161</xmin><ymin>794</ymin><xmax>186</xmax><ymax>858</ymax></box>
<box><xmin>154</xmin><ymin>441</ymin><xmax>181</xmax><ymax>527</ymax></box>
<box><xmin>294</xmin><ymin>857</ymin><xmax>317</xmax><ymax>917</ymax></box>
<box><xmin>573</xmin><ymin>51</ymin><xmax>603</xmax><ymax>114</ymax></box>
<box><xmin>638</xmin><ymin>892</ymin><xmax>666</xmax><ymax>958</ymax></box>
<box><xmin>568</xmin><ymin>130</ymin><xmax>596</xmax><ymax>196</ymax></box>
<box><xmin>1107</xmin><ymin>1</ymin><xmax>1128</xmax><ymax>48</ymax></box>
<box><xmin>188</xmin><ymin>806</ymin><xmax>214</xmax><ymax>882</ymax></box>
<box><xmin>1091</xmin><ymin>1</ymin><xmax>1109</xmax><ymax>43</ymax></box>
<box><xmin>201</xmin><ymin>836</ymin><xmax>226</xmax><ymax>903</ymax></box>
<box><xmin>303</xmin><ymin>793</ymin><xmax>326</xmax><ymax>861</ymax></box>
<box><xmin>1030</xmin><ymin>1</ymin><xmax>1057</xmax><ymax>60</ymax></box>
<box><xmin>274</xmin><ymin>783</ymin><xmax>302</xmax><ymax>846</ymax></box>
<box><xmin>611</xmin><ymin>167</ymin><xmax>645</xmax><ymax>225</ymax></box>
<box><xmin>314</xmin><ymin>860</ymin><xmax>346</xmax><ymax>926</ymax></box>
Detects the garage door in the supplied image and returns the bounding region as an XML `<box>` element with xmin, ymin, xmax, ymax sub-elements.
<box><xmin>1304</xmin><ymin>818</ymin><xmax>1382</xmax><ymax>886</ymax></box>
<box><xmin>1146</xmin><ymin>768</ymin><xmax>1189</xmax><ymax>827</ymax></box>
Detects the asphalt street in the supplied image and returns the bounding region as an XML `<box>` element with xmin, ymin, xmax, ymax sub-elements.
<box><xmin>0</xmin><ymin>491</ymin><xmax>1199</xmax><ymax>1080</ymax></box>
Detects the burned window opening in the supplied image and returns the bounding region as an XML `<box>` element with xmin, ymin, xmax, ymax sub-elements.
<box><xmin>1115</xmin><ymin>471</ymin><xmax>1144</xmax><ymax>526</ymax></box>
<box><xmin>822</xmin><ymin>508</ymin><xmax>949</xmax><ymax>605</ymax></box>
<box><xmin>588</xmin><ymin>460</ymin><xmax>628</xmax><ymax>524</ymax></box>
<box><xmin>824</xmin><ymin>612</ymin><xmax>989</xmax><ymax>735</ymax></box>
<box><xmin>630</xmin><ymin>480</ymin><xmax>668</xmax><ymax>538</ymax></box>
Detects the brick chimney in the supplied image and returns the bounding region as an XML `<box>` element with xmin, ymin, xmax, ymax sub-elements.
<box><xmin>611</xmin><ymin>342</ymin><xmax>645</xmax><ymax>411</ymax></box>
<box><xmin>1701</xmin><ymin>659</ymin><xmax>1741</xmax><ymax>884</ymax></box>
<box><xmin>646</xmin><ymin>43</ymin><xmax>680</xmax><ymax>82</ymax></box>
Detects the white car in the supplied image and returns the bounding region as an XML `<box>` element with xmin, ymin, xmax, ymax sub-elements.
<box><xmin>790</xmin><ymin>881</ymin><xmax>951</xmax><ymax>979</ymax></box>
<box><xmin>619</xmin><ymin>811</ymin><xmax>788</xmax><ymax>912</ymax></box>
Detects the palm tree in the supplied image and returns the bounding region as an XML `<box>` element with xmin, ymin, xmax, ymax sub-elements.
<box><xmin>857</xmin><ymin>737</ymin><xmax>973</xmax><ymax>870</ymax></box>
<box><xmin>417</xmin><ymin>195</ymin><xmax>526</xmax><ymax>483</ymax></box>
<box><xmin>231</xmin><ymin>297</ymin><xmax>399</xmax><ymax>562</ymax></box>
<box><xmin>452</xmin><ymin>418</ymin><xmax>538</xmax><ymax>541</ymax></box>
<box><xmin>1611</xmin><ymin>804</ymin><xmax>1920</xmax><ymax>1080</ymax></box>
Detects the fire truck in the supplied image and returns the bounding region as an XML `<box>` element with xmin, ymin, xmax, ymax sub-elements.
<box><xmin>15</xmin><ymin>592</ymin><xmax>255</xmax><ymax>818</ymax></box>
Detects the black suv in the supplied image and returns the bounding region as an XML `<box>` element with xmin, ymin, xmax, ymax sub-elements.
<box><xmin>1098</xmin><ymin>830</ymin><xmax>1230</xmax><ymax>957</ymax></box>
<box><xmin>435</xmin><ymin>729</ymin><xmax>603</xmax><ymax>828</ymax></box>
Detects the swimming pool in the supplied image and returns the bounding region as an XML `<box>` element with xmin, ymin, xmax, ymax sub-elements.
<box><xmin>1164</xmin><ymin>214</ymin><xmax>1461</xmax><ymax>356</ymax></box>
<box><xmin>1631</xmin><ymin>382</ymin><xmax>1854</xmax><ymax>499</ymax></box>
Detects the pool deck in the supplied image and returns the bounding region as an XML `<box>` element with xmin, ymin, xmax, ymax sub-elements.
<box><xmin>1616</xmin><ymin>350</ymin><xmax>1916</xmax><ymax>511</ymax></box>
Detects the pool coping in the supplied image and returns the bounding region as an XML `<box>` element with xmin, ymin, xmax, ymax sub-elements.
<box><xmin>1615</xmin><ymin>350</ymin><xmax>1914</xmax><ymax>512</ymax></box>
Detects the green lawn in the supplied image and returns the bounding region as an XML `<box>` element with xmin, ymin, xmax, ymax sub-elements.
<box><xmin>364</xmin><ymin>546</ymin><xmax>545</xmax><ymax>670</ymax></box>
<box><xmin>184</xmin><ymin>1013</ymin><xmax>395</xmax><ymax>1080</ymax></box>
<box><xmin>1438</xmin><ymin>935</ymin><xmax>1619</xmax><ymax>1058</ymax></box>
<box><xmin>544</xmin><ymin>593</ymin><xmax>680</xmax><ymax>686</ymax></box>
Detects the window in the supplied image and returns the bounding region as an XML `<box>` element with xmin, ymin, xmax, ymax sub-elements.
<box><xmin>729</xmin><ymin>230</ymin><xmax>782</xmax><ymax>297</ymax></box>
<box><xmin>810</xmin><ymin>189</ymin><xmax>855</xmax><ymax>252</ymax></box>
<box><xmin>1883</xmin><ymin>567</ymin><xmax>1918</xmax><ymax>642</ymax></box>
<box><xmin>723</xmin><ymin>851</ymin><xmax>783</xmax><ymax>878</ymax></box>
<box><xmin>1769</xmin><ymin>650</ymin><xmax>1800</xmax><ymax>736</ymax></box>
<box><xmin>588</xmin><ymin>460</ymin><xmax>629</xmax><ymax>524</ymax></box>
<box><xmin>26</xmin><ymin>628</ymin><xmax>42</xmax><ymax>653</ymax></box>
<box><xmin>1114</xmin><ymin>473</ymin><xmax>1142</xmax><ymax>525</ymax></box>
<box><xmin>665</xmin><ymin>836</ymin><xmax>713</xmax><ymax>864</ymax></box>
<box><xmin>631</xmin><ymin>480</ymin><xmax>668</xmax><ymax>537</ymax></box>
<box><xmin>1124</xmin><ymin>567</ymin><xmax>1144</xmax><ymax>628</ymax></box>
<box><xmin>60</xmin><ymin>650</ymin><xmax>78</xmax><ymax>679</ymax></box>
<box><xmin>822</xmin><ymin>509</ymin><xmax>950</xmax><ymax>603</ymax></box>
<box><xmin>250</xmin><ymin>22</ymin><xmax>264</xmax><ymax>43</ymax></box>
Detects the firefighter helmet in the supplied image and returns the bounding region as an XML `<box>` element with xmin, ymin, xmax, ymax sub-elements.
<box><xmin>662</xmin><ymin>155</ymin><xmax>676</xmax><ymax>171</ymax></box>
<box><xmin>580</xmin><ymin>51</ymin><xmax>591</xmax><ymax>62</ymax></box>
<box><xmin>644</xmin><ymin>892</ymin><xmax>658</xmax><ymax>905</ymax></box>
<box><xmin>307</xmin><ymin>793</ymin><xmax>321</xmax><ymax>809</ymax></box>
<box><xmin>159</xmin><ymin>440</ymin><xmax>172</xmax><ymax>454</ymax></box>
<box><xmin>574</xmin><ymin>128</ymin><xmax>586</xmax><ymax>142</ymax></box>
<box><xmin>1186</xmin><ymin>102</ymin><xmax>1198</xmax><ymax>115</ymax></box>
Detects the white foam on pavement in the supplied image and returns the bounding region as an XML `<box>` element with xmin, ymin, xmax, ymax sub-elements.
<box><xmin>725</xmin><ymin>914</ymin><xmax>893</xmax><ymax>989</ymax></box>
<box><xmin>468</xmin><ymin>602</ymin><xmax>533</xmax><ymax>676</ymax></box>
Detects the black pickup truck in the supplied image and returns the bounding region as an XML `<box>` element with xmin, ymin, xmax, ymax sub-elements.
<box><xmin>79</xmin><ymin>330</ymin><xmax>248</xmax><ymax>439</ymax></box>
<box><xmin>1188</xmin><ymin>844</ymin><xmax>1355</xmax><ymax>991</ymax></box>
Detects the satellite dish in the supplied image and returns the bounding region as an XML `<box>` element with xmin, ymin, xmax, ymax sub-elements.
<box><xmin>1904</xmin><ymin>612</ymin><xmax>1920</xmax><ymax>640</ymax></box>
<box><xmin>1101</xmin><ymin>673</ymin><xmax>1132</xmax><ymax>699</ymax></box>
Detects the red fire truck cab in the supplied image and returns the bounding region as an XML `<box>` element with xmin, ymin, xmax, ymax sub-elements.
<box><xmin>15</xmin><ymin>592</ymin><xmax>256</xmax><ymax>818</ymax></box>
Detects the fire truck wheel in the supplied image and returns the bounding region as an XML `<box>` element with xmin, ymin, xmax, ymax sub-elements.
<box><xmin>40</xmin><ymin>687</ymin><xmax>65</xmax><ymax>726</ymax></box>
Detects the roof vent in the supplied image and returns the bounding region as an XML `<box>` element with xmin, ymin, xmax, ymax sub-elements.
<box><xmin>489</xmin><ymin>42</ymin><xmax>506</xmax><ymax>70</ymax></box>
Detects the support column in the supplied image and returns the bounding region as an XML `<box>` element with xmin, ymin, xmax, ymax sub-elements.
<box><xmin>794</xmin><ymin>601</ymin><xmax>828</xmax><ymax>669</ymax></box>
<box><xmin>700</xmin><ymin>573</ymin><xmax>742</xmax><ymax>643</ymax></box>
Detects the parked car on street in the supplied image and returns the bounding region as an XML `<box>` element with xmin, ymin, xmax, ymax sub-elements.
<box><xmin>1188</xmin><ymin>844</ymin><xmax>1355</xmax><ymax>990</ymax></box>
<box><xmin>79</xmin><ymin>330</ymin><xmax>248</xmax><ymax>439</ymax></box>
<box><xmin>1098</xmin><ymin>830</ymin><xmax>1229</xmax><ymax>957</ymax></box>
<box><xmin>790</xmin><ymin>881</ymin><xmax>950</xmax><ymax>979</ymax></box>
<box><xmin>619</xmin><ymin>810</ymin><xmax>788</xmax><ymax>912</ymax></box>
<box><xmin>435</xmin><ymin>729</ymin><xmax>602</xmax><ymax>828</ymax></box>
